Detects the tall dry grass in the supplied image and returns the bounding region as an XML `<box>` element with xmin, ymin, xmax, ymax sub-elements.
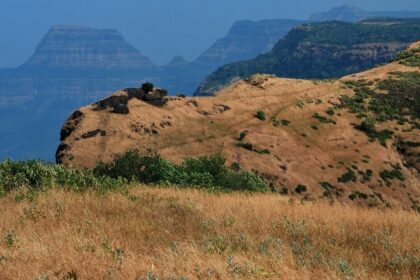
<box><xmin>0</xmin><ymin>186</ymin><xmax>419</xmax><ymax>279</ymax></box>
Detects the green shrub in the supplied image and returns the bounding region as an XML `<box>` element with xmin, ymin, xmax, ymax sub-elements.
<box><xmin>1</xmin><ymin>153</ymin><xmax>268</xmax><ymax>195</ymax></box>
<box><xmin>0</xmin><ymin>160</ymin><xmax>126</xmax><ymax>196</ymax></box>
<box><xmin>141</xmin><ymin>82</ymin><xmax>154</xmax><ymax>93</ymax></box>
<box><xmin>313</xmin><ymin>113</ymin><xmax>336</xmax><ymax>124</ymax></box>
<box><xmin>337</xmin><ymin>168</ymin><xmax>357</xmax><ymax>183</ymax></box>
<box><xmin>236</xmin><ymin>142</ymin><xmax>254</xmax><ymax>151</ymax></box>
<box><xmin>354</xmin><ymin>118</ymin><xmax>393</xmax><ymax>146</ymax></box>
<box><xmin>94</xmin><ymin>151</ymin><xmax>267</xmax><ymax>192</ymax></box>
<box><xmin>231</xmin><ymin>162</ymin><xmax>241</xmax><ymax>172</ymax></box>
<box><xmin>379</xmin><ymin>164</ymin><xmax>405</xmax><ymax>186</ymax></box>
<box><xmin>238</xmin><ymin>130</ymin><xmax>248</xmax><ymax>141</ymax></box>
<box><xmin>295</xmin><ymin>184</ymin><xmax>307</xmax><ymax>194</ymax></box>
<box><xmin>349</xmin><ymin>191</ymin><xmax>368</xmax><ymax>200</ymax></box>
<box><xmin>272</xmin><ymin>118</ymin><xmax>290</xmax><ymax>127</ymax></box>
<box><xmin>256</xmin><ymin>111</ymin><xmax>266</xmax><ymax>121</ymax></box>
<box><xmin>281</xmin><ymin>120</ymin><xmax>290</xmax><ymax>126</ymax></box>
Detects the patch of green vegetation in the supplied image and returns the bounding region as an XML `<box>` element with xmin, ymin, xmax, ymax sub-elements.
<box><xmin>231</xmin><ymin>162</ymin><xmax>241</xmax><ymax>172</ymax></box>
<box><xmin>379</xmin><ymin>164</ymin><xmax>405</xmax><ymax>187</ymax></box>
<box><xmin>349</xmin><ymin>191</ymin><xmax>368</xmax><ymax>200</ymax></box>
<box><xmin>358</xmin><ymin>169</ymin><xmax>373</xmax><ymax>183</ymax></box>
<box><xmin>337</xmin><ymin>168</ymin><xmax>357</xmax><ymax>183</ymax></box>
<box><xmin>94</xmin><ymin>151</ymin><xmax>267</xmax><ymax>192</ymax></box>
<box><xmin>238</xmin><ymin>130</ymin><xmax>248</xmax><ymax>141</ymax></box>
<box><xmin>296</xmin><ymin>101</ymin><xmax>305</xmax><ymax>109</ymax></box>
<box><xmin>272</xmin><ymin>118</ymin><xmax>290</xmax><ymax>127</ymax></box>
<box><xmin>256</xmin><ymin>111</ymin><xmax>266</xmax><ymax>121</ymax></box>
<box><xmin>395</xmin><ymin>139</ymin><xmax>420</xmax><ymax>156</ymax></box>
<box><xmin>354</xmin><ymin>118</ymin><xmax>393</xmax><ymax>147</ymax></box>
<box><xmin>326</xmin><ymin>108</ymin><xmax>335</xmax><ymax>116</ymax></box>
<box><xmin>279</xmin><ymin>187</ymin><xmax>289</xmax><ymax>195</ymax></box>
<box><xmin>311</xmin><ymin>125</ymin><xmax>319</xmax><ymax>130</ymax></box>
<box><xmin>319</xmin><ymin>182</ymin><xmax>333</xmax><ymax>197</ymax></box>
<box><xmin>0</xmin><ymin>160</ymin><xmax>126</xmax><ymax>197</ymax></box>
<box><xmin>373</xmin><ymin>72</ymin><xmax>420</xmax><ymax>121</ymax></box>
<box><xmin>256</xmin><ymin>149</ymin><xmax>271</xmax><ymax>155</ymax></box>
<box><xmin>0</xmin><ymin>153</ymin><xmax>268</xmax><ymax>197</ymax></box>
<box><xmin>295</xmin><ymin>184</ymin><xmax>307</xmax><ymax>194</ymax></box>
<box><xmin>339</xmin><ymin>71</ymin><xmax>420</xmax><ymax>136</ymax></box>
<box><xmin>313</xmin><ymin>113</ymin><xmax>336</xmax><ymax>124</ymax></box>
<box><xmin>236</xmin><ymin>142</ymin><xmax>270</xmax><ymax>155</ymax></box>
<box><xmin>393</xmin><ymin>47</ymin><xmax>420</xmax><ymax>67</ymax></box>
<box><xmin>236</xmin><ymin>142</ymin><xmax>254</xmax><ymax>151</ymax></box>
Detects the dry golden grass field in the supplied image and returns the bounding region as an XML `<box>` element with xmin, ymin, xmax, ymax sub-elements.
<box><xmin>0</xmin><ymin>186</ymin><xmax>419</xmax><ymax>279</ymax></box>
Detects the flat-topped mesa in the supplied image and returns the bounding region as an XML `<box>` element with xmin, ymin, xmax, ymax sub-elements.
<box><xmin>21</xmin><ymin>25</ymin><xmax>154</xmax><ymax>69</ymax></box>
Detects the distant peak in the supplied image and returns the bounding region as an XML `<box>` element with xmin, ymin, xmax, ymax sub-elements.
<box><xmin>333</xmin><ymin>5</ymin><xmax>364</xmax><ymax>10</ymax></box>
<box><xmin>309</xmin><ymin>5</ymin><xmax>368</xmax><ymax>22</ymax></box>
<box><xmin>165</xmin><ymin>55</ymin><xmax>189</xmax><ymax>66</ymax></box>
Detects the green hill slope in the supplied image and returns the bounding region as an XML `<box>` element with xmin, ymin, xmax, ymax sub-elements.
<box><xmin>194</xmin><ymin>18</ymin><xmax>420</xmax><ymax>96</ymax></box>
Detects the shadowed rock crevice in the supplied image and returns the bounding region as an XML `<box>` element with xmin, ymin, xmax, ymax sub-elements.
<box><xmin>60</xmin><ymin>110</ymin><xmax>84</xmax><ymax>141</ymax></box>
<box><xmin>80</xmin><ymin>129</ymin><xmax>107</xmax><ymax>139</ymax></box>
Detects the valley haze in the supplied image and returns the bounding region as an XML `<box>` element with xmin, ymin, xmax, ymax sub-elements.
<box><xmin>1</xmin><ymin>4</ymin><xmax>420</xmax><ymax>161</ymax></box>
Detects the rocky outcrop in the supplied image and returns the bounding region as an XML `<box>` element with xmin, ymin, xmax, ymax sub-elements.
<box><xmin>22</xmin><ymin>25</ymin><xmax>154</xmax><ymax>69</ymax></box>
<box><xmin>94</xmin><ymin>87</ymin><xmax>168</xmax><ymax>114</ymax></box>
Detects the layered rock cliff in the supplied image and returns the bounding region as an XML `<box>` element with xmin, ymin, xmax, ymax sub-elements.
<box><xmin>22</xmin><ymin>25</ymin><xmax>154</xmax><ymax>69</ymax></box>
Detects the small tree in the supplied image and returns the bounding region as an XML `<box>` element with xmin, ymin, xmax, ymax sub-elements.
<box><xmin>141</xmin><ymin>82</ymin><xmax>154</xmax><ymax>93</ymax></box>
<box><xmin>256</xmin><ymin>111</ymin><xmax>266</xmax><ymax>121</ymax></box>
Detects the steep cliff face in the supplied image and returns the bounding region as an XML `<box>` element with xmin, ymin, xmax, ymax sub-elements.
<box><xmin>56</xmin><ymin>43</ymin><xmax>420</xmax><ymax>209</ymax></box>
<box><xmin>194</xmin><ymin>19</ymin><xmax>304</xmax><ymax>67</ymax></box>
<box><xmin>22</xmin><ymin>25</ymin><xmax>154</xmax><ymax>69</ymax></box>
<box><xmin>194</xmin><ymin>18</ymin><xmax>420</xmax><ymax>96</ymax></box>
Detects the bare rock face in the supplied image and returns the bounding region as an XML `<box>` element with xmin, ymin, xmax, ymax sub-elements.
<box><xmin>22</xmin><ymin>25</ymin><xmax>154</xmax><ymax>69</ymax></box>
<box><xmin>94</xmin><ymin>87</ymin><xmax>168</xmax><ymax>114</ymax></box>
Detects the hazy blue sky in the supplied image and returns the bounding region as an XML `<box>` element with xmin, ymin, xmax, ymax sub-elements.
<box><xmin>0</xmin><ymin>0</ymin><xmax>419</xmax><ymax>67</ymax></box>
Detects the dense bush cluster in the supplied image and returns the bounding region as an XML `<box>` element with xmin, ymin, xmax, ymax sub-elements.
<box><xmin>93</xmin><ymin>151</ymin><xmax>267</xmax><ymax>192</ymax></box>
<box><xmin>393</xmin><ymin>47</ymin><xmax>420</xmax><ymax>67</ymax></box>
<box><xmin>339</xmin><ymin>71</ymin><xmax>420</xmax><ymax>147</ymax></box>
<box><xmin>0</xmin><ymin>152</ymin><xmax>267</xmax><ymax>196</ymax></box>
<box><xmin>354</xmin><ymin>118</ymin><xmax>394</xmax><ymax>147</ymax></box>
<box><xmin>0</xmin><ymin>160</ymin><xmax>125</xmax><ymax>196</ymax></box>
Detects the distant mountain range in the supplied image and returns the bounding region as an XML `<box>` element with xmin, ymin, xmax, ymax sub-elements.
<box><xmin>1</xmin><ymin>5</ymin><xmax>420</xmax><ymax>160</ymax></box>
<box><xmin>310</xmin><ymin>5</ymin><xmax>420</xmax><ymax>22</ymax></box>
<box><xmin>194</xmin><ymin>18</ymin><xmax>420</xmax><ymax>96</ymax></box>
